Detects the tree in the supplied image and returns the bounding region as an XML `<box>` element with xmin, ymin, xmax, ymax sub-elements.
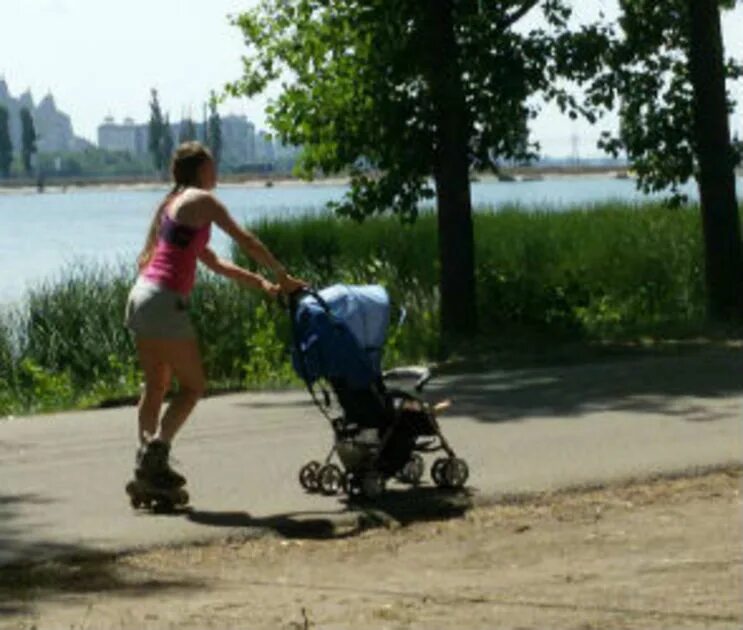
<box><xmin>179</xmin><ymin>116</ymin><xmax>197</xmax><ymax>143</ymax></box>
<box><xmin>688</xmin><ymin>0</ymin><xmax>742</xmax><ymax>320</ymax></box>
<box><xmin>228</xmin><ymin>1</ymin><xmax>608</xmax><ymax>341</ymax></box>
<box><xmin>20</xmin><ymin>107</ymin><xmax>37</xmax><ymax>175</ymax></box>
<box><xmin>148</xmin><ymin>88</ymin><xmax>166</xmax><ymax>174</ymax></box>
<box><xmin>0</xmin><ymin>106</ymin><xmax>12</xmax><ymax>177</ymax></box>
<box><xmin>201</xmin><ymin>103</ymin><xmax>209</xmax><ymax>144</ymax></box>
<box><xmin>207</xmin><ymin>92</ymin><xmax>222</xmax><ymax>166</ymax></box>
<box><xmin>162</xmin><ymin>114</ymin><xmax>174</xmax><ymax>168</ymax></box>
<box><xmin>588</xmin><ymin>0</ymin><xmax>742</xmax><ymax>320</ymax></box>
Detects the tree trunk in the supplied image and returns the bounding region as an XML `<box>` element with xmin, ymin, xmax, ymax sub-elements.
<box><xmin>687</xmin><ymin>0</ymin><xmax>742</xmax><ymax>320</ymax></box>
<box><xmin>423</xmin><ymin>0</ymin><xmax>478</xmax><ymax>342</ymax></box>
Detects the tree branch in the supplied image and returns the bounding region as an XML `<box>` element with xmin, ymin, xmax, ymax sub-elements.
<box><xmin>497</xmin><ymin>0</ymin><xmax>541</xmax><ymax>32</ymax></box>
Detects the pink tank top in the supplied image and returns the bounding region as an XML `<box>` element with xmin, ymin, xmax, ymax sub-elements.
<box><xmin>142</xmin><ymin>212</ymin><xmax>211</xmax><ymax>296</ymax></box>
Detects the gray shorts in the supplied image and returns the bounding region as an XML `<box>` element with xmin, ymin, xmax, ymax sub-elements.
<box><xmin>124</xmin><ymin>277</ymin><xmax>196</xmax><ymax>339</ymax></box>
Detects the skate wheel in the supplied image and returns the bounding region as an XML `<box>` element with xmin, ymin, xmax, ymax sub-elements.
<box><xmin>299</xmin><ymin>461</ymin><xmax>321</xmax><ymax>492</ymax></box>
<box><xmin>175</xmin><ymin>488</ymin><xmax>189</xmax><ymax>506</ymax></box>
<box><xmin>397</xmin><ymin>454</ymin><xmax>424</xmax><ymax>485</ymax></box>
<box><xmin>152</xmin><ymin>499</ymin><xmax>175</xmax><ymax>514</ymax></box>
<box><xmin>318</xmin><ymin>464</ymin><xmax>344</xmax><ymax>495</ymax></box>
<box><xmin>126</xmin><ymin>480</ymin><xmax>142</xmax><ymax>509</ymax></box>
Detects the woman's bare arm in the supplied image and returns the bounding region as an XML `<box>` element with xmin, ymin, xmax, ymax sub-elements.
<box><xmin>199</xmin><ymin>194</ymin><xmax>306</xmax><ymax>293</ymax></box>
<box><xmin>203</xmin><ymin>196</ymin><xmax>284</xmax><ymax>272</ymax></box>
<box><xmin>198</xmin><ymin>247</ymin><xmax>279</xmax><ymax>296</ymax></box>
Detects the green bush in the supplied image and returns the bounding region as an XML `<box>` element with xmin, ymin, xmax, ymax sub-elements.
<box><xmin>245</xmin><ymin>202</ymin><xmax>707</xmax><ymax>338</ymax></box>
<box><xmin>22</xmin><ymin>264</ymin><xmax>136</xmax><ymax>388</ymax></box>
<box><xmin>241</xmin><ymin>301</ymin><xmax>296</xmax><ymax>388</ymax></box>
<box><xmin>472</xmin><ymin>203</ymin><xmax>704</xmax><ymax>336</ymax></box>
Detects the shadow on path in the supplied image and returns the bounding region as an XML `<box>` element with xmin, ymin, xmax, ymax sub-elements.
<box><xmin>0</xmin><ymin>493</ymin><xmax>202</xmax><ymax>616</ymax></box>
<box><xmin>185</xmin><ymin>486</ymin><xmax>473</xmax><ymax>539</ymax></box>
<box><xmin>428</xmin><ymin>348</ymin><xmax>743</xmax><ymax>424</ymax></box>
<box><xmin>221</xmin><ymin>347</ymin><xmax>743</xmax><ymax>425</ymax></box>
<box><xmin>0</xmin><ymin>493</ymin><xmax>80</xmax><ymax>567</ymax></box>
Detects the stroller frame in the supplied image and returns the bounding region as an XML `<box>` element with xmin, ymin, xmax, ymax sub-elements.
<box><xmin>290</xmin><ymin>288</ymin><xmax>469</xmax><ymax>499</ymax></box>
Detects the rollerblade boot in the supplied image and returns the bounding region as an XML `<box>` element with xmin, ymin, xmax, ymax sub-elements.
<box><xmin>126</xmin><ymin>438</ymin><xmax>189</xmax><ymax>511</ymax></box>
<box><xmin>135</xmin><ymin>438</ymin><xmax>186</xmax><ymax>488</ymax></box>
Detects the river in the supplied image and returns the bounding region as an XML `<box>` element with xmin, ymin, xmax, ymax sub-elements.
<box><xmin>0</xmin><ymin>175</ymin><xmax>734</xmax><ymax>305</ymax></box>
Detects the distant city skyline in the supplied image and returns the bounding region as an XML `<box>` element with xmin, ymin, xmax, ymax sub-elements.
<box><xmin>96</xmin><ymin>113</ymin><xmax>296</xmax><ymax>167</ymax></box>
<box><xmin>1</xmin><ymin>0</ymin><xmax>741</xmax><ymax>158</ymax></box>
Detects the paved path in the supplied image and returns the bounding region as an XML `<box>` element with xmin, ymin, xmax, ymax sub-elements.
<box><xmin>1</xmin><ymin>348</ymin><xmax>741</xmax><ymax>566</ymax></box>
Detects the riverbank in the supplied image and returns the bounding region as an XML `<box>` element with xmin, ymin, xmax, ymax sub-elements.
<box><xmin>0</xmin><ymin>165</ymin><xmax>638</xmax><ymax>195</ymax></box>
<box><xmin>0</xmin><ymin>174</ymin><xmax>351</xmax><ymax>195</ymax></box>
<box><xmin>3</xmin><ymin>164</ymin><xmax>742</xmax><ymax>196</ymax></box>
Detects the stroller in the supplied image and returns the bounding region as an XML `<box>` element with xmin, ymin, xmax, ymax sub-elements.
<box><xmin>289</xmin><ymin>284</ymin><xmax>469</xmax><ymax>500</ymax></box>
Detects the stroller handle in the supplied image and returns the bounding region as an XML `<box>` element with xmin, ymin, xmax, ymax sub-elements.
<box><xmin>286</xmin><ymin>286</ymin><xmax>331</xmax><ymax>316</ymax></box>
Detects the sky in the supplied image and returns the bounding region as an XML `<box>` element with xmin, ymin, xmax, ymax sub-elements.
<box><xmin>1</xmin><ymin>0</ymin><xmax>742</xmax><ymax>158</ymax></box>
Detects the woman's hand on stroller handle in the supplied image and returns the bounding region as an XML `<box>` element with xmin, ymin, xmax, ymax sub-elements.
<box><xmin>260</xmin><ymin>278</ymin><xmax>282</xmax><ymax>299</ymax></box>
<box><xmin>278</xmin><ymin>282</ymin><xmax>314</xmax><ymax>310</ymax></box>
<box><xmin>277</xmin><ymin>271</ymin><xmax>309</xmax><ymax>295</ymax></box>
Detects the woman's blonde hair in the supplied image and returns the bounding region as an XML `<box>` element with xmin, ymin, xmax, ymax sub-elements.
<box><xmin>137</xmin><ymin>142</ymin><xmax>214</xmax><ymax>269</ymax></box>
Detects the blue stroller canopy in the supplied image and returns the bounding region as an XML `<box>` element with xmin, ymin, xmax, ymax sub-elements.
<box><xmin>291</xmin><ymin>284</ymin><xmax>391</xmax><ymax>388</ymax></box>
<box><xmin>315</xmin><ymin>284</ymin><xmax>390</xmax><ymax>351</ymax></box>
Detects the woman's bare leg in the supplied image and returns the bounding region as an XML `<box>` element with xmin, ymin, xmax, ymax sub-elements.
<box><xmin>151</xmin><ymin>338</ymin><xmax>206</xmax><ymax>443</ymax></box>
<box><xmin>135</xmin><ymin>339</ymin><xmax>172</xmax><ymax>443</ymax></box>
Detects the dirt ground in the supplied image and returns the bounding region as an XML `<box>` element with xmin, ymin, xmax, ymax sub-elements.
<box><xmin>1</xmin><ymin>469</ymin><xmax>741</xmax><ymax>630</ymax></box>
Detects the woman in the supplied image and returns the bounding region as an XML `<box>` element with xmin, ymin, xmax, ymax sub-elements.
<box><xmin>125</xmin><ymin>141</ymin><xmax>305</xmax><ymax>491</ymax></box>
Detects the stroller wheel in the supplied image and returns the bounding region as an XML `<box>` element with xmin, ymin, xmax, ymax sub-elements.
<box><xmin>437</xmin><ymin>458</ymin><xmax>469</xmax><ymax>489</ymax></box>
<box><xmin>318</xmin><ymin>464</ymin><xmax>344</xmax><ymax>495</ymax></box>
<box><xmin>397</xmin><ymin>454</ymin><xmax>425</xmax><ymax>485</ymax></box>
<box><xmin>431</xmin><ymin>457</ymin><xmax>448</xmax><ymax>486</ymax></box>
<box><xmin>299</xmin><ymin>461</ymin><xmax>322</xmax><ymax>492</ymax></box>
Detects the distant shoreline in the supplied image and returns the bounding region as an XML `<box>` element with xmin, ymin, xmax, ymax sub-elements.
<box><xmin>0</xmin><ymin>176</ymin><xmax>349</xmax><ymax>196</ymax></box>
<box><xmin>2</xmin><ymin>166</ymin><xmax>741</xmax><ymax>196</ymax></box>
<box><xmin>0</xmin><ymin>165</ymin><xmax>635</xmax><ymax>195</ymax></box>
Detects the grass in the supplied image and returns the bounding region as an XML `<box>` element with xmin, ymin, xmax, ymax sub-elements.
<box><xmin>0</xmin><ymin>201</ymin><xmax>736</xmax><ymax>417</ymax></box>
<box><xmin>241</xmin><ymin>201</ymin><xmax>707</xmax><ymax>338</ymax></box>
